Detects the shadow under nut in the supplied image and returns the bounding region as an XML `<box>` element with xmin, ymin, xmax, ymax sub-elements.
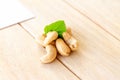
<box><xmin>56</xmin><ymin>38</ymin><xmax>71</xmax><ymax>56</ymax></box>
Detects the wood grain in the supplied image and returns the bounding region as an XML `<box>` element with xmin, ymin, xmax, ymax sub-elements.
<box><xmin>64</xmin><ymin>0</ymin><xmax>120</xmax><ymax>40</ymax></box>
<box><xmin>19</xmin><ymin>0</ymin><xmax>120</xmax><ymax>80</ymax></box>
<box><xmin>0</xmin><ymin>25</ymin><xmax>80</xmax><ymax>80</ymax></box>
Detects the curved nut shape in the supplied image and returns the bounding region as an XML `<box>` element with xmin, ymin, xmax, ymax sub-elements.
<box><xmin>40</xmin><ymin>45</ymin><xmax>57</xmax><ymax>63</ymax></box>
<box><xmin>63</xmin><ymin>32</ymin><xmax>78</xmax><ymax>51</ymax></box>
<box><xmin>44</xmin><ymin>31</ymin><xmax>58</xmax><ymax>46</ymax></box>
<box><xmin>56</xmin><ymin>38</ymin><xmax>71</xmax><ymax>56</ymax></box>
<box><xmin>35</xmin><ymin>34</ymin><xmax>46</xmax><ymax>47</ymax></box>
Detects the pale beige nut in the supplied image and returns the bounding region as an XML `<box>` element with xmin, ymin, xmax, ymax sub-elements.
<box><xmin>35</xmin><ymin>34</ymin><xmax>46</xmax><ymax>46</ymax></box>
<box><xmin>67</xmin><ymin>27</ymin><xmax>72</xmax><ymax>35</ymax></box>
<box><xmin>44</xmin><ymin>31</ymin><xmax>58</xmax><ymax>46</ymax></box>
<box><xmin>62</xmin><ymin>32</ymin><xmax>78</xmax><ymax>51</ymax></box>
<box><xmin>56</xmin><ymin>38</ymin><xmax>71</xmax><ymax>56</ymax></box>
<box><xmin>40</xmin><ymin>44</ymin><xmax>57</xmax><ymax>63</ymax></box>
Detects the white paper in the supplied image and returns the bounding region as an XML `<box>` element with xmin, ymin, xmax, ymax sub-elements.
<box><xmin>0</xmin><ymin>0</ymin><xmax>34</xmax><ymax>29</ymax></box>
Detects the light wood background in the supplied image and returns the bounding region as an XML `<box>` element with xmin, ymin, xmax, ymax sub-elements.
<box><xmin>0</xmin><ymin>0</ymin><xmax>120</xmax><ymax>80</ymax></box>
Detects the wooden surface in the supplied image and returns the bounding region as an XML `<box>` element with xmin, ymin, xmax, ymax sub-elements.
<box><xmin>0</xmin><ymin>0</ymin><xmax>120</xmax><ymax>80</ymax></box>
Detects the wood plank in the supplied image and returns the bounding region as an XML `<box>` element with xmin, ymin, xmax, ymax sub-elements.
<box><xmin>64</xmin><ymin>0</ymin><xmax>120</xmax><ymax>40</ymax></box>
<box><xmin>19</xmin><ymin>0</ymin><xmax>120</xmax><ymax>80</ymax></box>
<box><xmin>0</xmin><ymin>25</ymin><xmax>80</xmax><ymax>80</ymax></box>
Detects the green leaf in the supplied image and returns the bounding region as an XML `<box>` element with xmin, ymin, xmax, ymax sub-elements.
<box><xmin>44</xmin><ymin>20</ymin><xmax>66</xmax><ymax>38</ymax></box>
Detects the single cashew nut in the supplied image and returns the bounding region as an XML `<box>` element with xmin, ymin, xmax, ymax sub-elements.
<box><xmin>35</xmin><ymin>34</ymin><xmax>46</xmax><ymax>46</ymax></box>
<box><xmin>40</xmin><ymin>44</ymin><xmax>57</xmax><ymax>63</ymax></box>
<box><xmin>56</xmin><ymin>38</ymin><xmax>71</xmax><ymax>56</ymax></box>
<box><xmin>67</xmin><ymin>27</ymin><xmax>72</xmax><ymax>35</ymax></box>
<box><xmin>44</xmin><ymin>31</ymin><xmax>58</xmax><ymax>46</ymax></box>
<box><xmin>62</xmin><ymin>32</ymin><xmax>78</xmax><ymax>51</ymax></box>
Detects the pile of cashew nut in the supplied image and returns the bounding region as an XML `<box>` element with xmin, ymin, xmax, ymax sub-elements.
<box><xmin>35</xmin><ymin>27</ymin><xmax>78</xmax><ymax>63</ymax></box>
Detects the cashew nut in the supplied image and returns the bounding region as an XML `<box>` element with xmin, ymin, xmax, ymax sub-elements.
<box><xmin>35</xmin><ymin>34</ymin><xmax>46</xmax><ymax>46</ymax></box>
<box><xmin>44</xmin><ymin>31</ymin><xmax>58</xmax><ymax>46</ymax></box>
<box><xmin>56</xmin><ymin>38</ymin><xmax>71</xmax><ymax>56</ymax></box>
<box><xmin>62</xmin><ymin>32</ymin><xmax>78</xmax><ymax>51</ymax></box>
<box><xmin>40</xmin><ymin>44</ymin><xmax>57</xmax><ymax>63</ymax></box>
<box><xmin>67</xmin><ymin>27</ymin><xmax>72</xmax><ymax>35</ymax></box>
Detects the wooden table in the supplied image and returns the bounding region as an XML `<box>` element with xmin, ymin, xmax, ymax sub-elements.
<box><xmin>0</xmin><ymin>0</ymin><xmax>120</xmax><ymax>80</ymax></box>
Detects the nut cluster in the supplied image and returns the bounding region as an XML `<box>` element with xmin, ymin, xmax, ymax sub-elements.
<box><xmin>35</xmin><ymin>27</ymin><xmax>78</xmax><ymax>63</ymax></box>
